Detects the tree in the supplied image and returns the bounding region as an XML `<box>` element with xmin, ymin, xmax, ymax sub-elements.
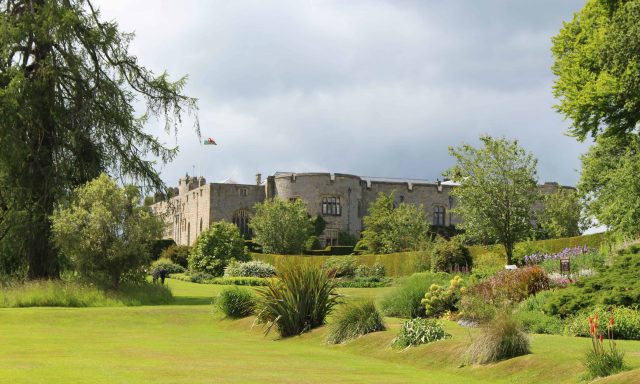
<box><xmin>579</xmin><ymin>135</ymin><xmax>640</xmax><ymax>238</ymax></box>
<box><xmin>0</xmin><ymin>1</ymin><xmax>198</xmax><ymax>278</ymax></box>
<box><xmin>51</xmin><ymin>174</ymin><xmax>162</xmax><ymax>288</ymax></box>
<box><xmin>188</xmin><ymin>221</ymin><xmax>248</xmax><ymax>276</ymax></box>
<box><xmin>358</xmin><ymin>192</ymin><xmax>429</xmax><ymax>254</ymax></box>
<box><xmin>537</xmin><ymin>188</ymin><xmax>583</xmax><ymax>239</ymax></box>
<box><xmin>552</xmin><ymin>0</ymin><xmax>640</xmax><ymax>140</ymax></box>
<box><xmin>445</xmin><ymin>136</ymin><xmax>538</xmax><ymax>265</ymax></box>
<box><xmin>250</xmin><ymin>198</ymin><xmax>312</xmax><ymax>254</ymax></box>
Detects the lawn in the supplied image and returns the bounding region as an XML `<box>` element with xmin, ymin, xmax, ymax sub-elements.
<box><xmin>0</xmin><ymin>278</ymin><xmax>639</xmax><ymax>383</ymax></box>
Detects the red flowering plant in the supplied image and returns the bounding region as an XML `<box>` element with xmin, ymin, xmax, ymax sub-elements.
<box><xmin>583</xmin><ymin>310</ymin><xmax>626</xmax><ymax>379</ymax></box>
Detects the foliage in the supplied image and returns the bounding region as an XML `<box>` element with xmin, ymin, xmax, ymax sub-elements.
<box><xmin>355</xmin><ymin>263</ymin><xmax>385</xmax><ymax>278</ymax></box>
<box><xmin>149</xmin><ymin>239</ymin><xmax>176</xmax><ymax>261</ymax></box>
<box><xmin>357</xmin><ymin>192</ymin><xmax>429</xmax><ymax>254</ymax></box>
<box><xmin>250</xmin><ymin>198</ymin><xmax>313</xmax><ymax>254</ymax></box>
<box><xmin>516</xmin><ymin>310</ymin><xmax>564</xmax><ymax>335</ymax></box>
<box><xmin>0</xmin><ymin>0</ymin><xmax>197</xmax><ymax>279</ymax></box>
<box><xmin>305</xmin><ymin>236</ymin><xmax>322</xmax><ymax>251</ymax></box>
<box><xmin>0</xmin><ymin>280</ymin><xmax>172</xmax><ymax>307</ymax></box>
<box><xmin>255</xmin><ymin>263</ymin><xmax>339</xmax><ymax>337</ymax></box>
<box><xmin>391</xmin><ymin>318</ymin><xmax>450</xmax><ymax>349</ymax></box>
<box><xmin>215</xmin><ymin>287</ymin><xmax>256</xmax><ymax>318</ymax></box>
<box><xmin>445</xmin><ymin>135</ymin><xmax>539</xmax><ymax>264</ymax></box>
<box><xmin>323</xmin><ymin>256</ymin><xmax>357</xmax><ymax>278</ymax></box>
<box><xmin>224</xmin><ymin>260</ymin><xmax>276</xmax><ymax>278</ymax></box>
<box><xmin>431</xmin><ymin>236</ymin><xmax>472</xmax><ymax>273</ymax></box>
<box><xmin>338</xmin><ymin>231</ymin><xmax>358</xmax><ymax>247</ymax></box>
<box><xmin>513</xmin><ymin>240</ymin><xmax>549</xmax><ymax>266</ymax></box>
<box><xmin>310</xmin><ymin>215</ymin><xmax>326</xmax><ymax>237</ymax></box>
<box><xmin>542</xmin><ymin>251</ymin><xmax>640</xmax><ymax>317</ymax></box>
<box><xmin>466</xmin><ymin>312</ymin><xmax>530</xmax><ymax>364</ymax></box>
<box><xmin>421</xmin><ymin>275</ymin><xmax>465</xmax><ymax>318</ymax></box>
<box><xmin>326</xmin><ymin>300</ymin><xmax>386</xmax><ymax>344</ymax></box>
<box><xmin>380</xmin><ymin>272</ymin><xmax>450</xmax><ymax>318</ymax></box>
<box><xmin>582</xmin><ymin>311</ymin><xmax>627</xmax><ymax>380</ymax></box>
<box><xmin>51</xmin><ymin>174</ymin><xmax>163</xmax><ymax>288</ymax></box>
<box><xmin>537</xmin><ymin>189</ymin><xmax>583</xmax><ymax>239</ymax></box>
<box><xmin>159</xmin><ymin>244</ymin><xmax>191</xmax><ymax>268</ymax></box>
<box><xmin>150</xmin><ymin>258</ymin><xmax>185</xmax><ymax>275</ymax></box>
<box><xmin>332</xmin><ymin>277</ymin><xmax>392</xmax><ymax>288</ymax></box>
<box><xmin>565</xmin><ymin>307</ymin><xmax>640</xmax><ymax>341</ymax></box>
<box><xmin>171</xmin><ymin>273</ymin><xmax>270</xmax><ymax>286</ymax></box>
<box><xmin>188</xmin><ymin>221</ymin><xmax>249</xmax><ymax>277</ymax></box>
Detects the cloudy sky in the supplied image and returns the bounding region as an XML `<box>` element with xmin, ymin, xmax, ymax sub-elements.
<box><xmin>95</xmin><ymin>0</ymin><xmax>588</xmax><ymax>187</ymax></box>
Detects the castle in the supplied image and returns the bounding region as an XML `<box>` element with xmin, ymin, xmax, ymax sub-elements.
<box><xmin>151</xmin><ymin>172</ymin><xmax>567</xmax><ymax>247</ymax></box>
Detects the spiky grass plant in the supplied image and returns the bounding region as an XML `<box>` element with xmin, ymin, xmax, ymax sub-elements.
<box><xmin>255</xmin><ymin>262</ymin><xmax>339</xmax><ymax>337</ymax></box>
<box><xmin>466</xmin><ymin>311</ymin><xmax>530</xmax><ymax>364</ymax></box>
<box><xmin>327</xmin><ymin>300</ymin><xmax>385</xmax><ymax>344</ymax></box>
<box><xmin>215</xmin><ymin>287</ymin><xmax>255</xmax><ymax>318</ymax></box>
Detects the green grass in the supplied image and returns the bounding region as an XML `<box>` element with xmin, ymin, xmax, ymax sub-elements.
<box><xmin>1</xmin><ymin>277</ymin><xmax>640</xmax><ymax>383</ymax></box>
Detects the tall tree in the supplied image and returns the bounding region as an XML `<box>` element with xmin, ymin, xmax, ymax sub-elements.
<box><xmin>0</xmin><ymin>0</ymin><xmax>198</xmax><ymax>278</ymax></box>
<box><xmin>250</xmin><ymin>198</ymin><xmax>312</xmax><ymax>255</ymax></box>
<box><xmin>537</xmin><ymin>188</ymin><xmax>583</xmax><ymax>239</ymax></box>
<box><xmin>445</xmin><ymin>136</ymin><xmax>538</xmax><ymax>265</ymax></box>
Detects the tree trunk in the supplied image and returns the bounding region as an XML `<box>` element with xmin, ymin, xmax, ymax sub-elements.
<box><xmin>504</xmin><ymin>243</ymin><xmax>513</xmax><ymax>265</ymax></box>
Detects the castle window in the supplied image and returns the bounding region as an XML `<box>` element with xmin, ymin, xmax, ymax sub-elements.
<box><xmin>239</xmin><ymin>188</ymin><xmax>248</xmax><ymax>197</ymax></box>
<box><xmin>399</xmin><ymin>195</ymin><xmax>405</xmax><ymax>203</ymax></box>
<box><xmin>233</xmin><ymin>209</ymin><xmax>252</xmax><ymax>238</ymax></box>
<box><xmin>322</xmin><ymin>196</ymin><xmax>341</xmax><ymax>216</ymax></box>
<box><xmin>325</xmin><ymin>229</ymin><xmax>339</xmax><ymax>247</ymax></box>
<box><xmin>433</xmin><ymin>205</ymin><xmax>446</xmax><ymax>226</ymax></box>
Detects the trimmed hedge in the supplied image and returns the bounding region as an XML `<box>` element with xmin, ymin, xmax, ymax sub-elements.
<box><xmin>170</xmin><ymin>273</ymin><xmax>271</xmax><ymax>286</ymax></box>
<box><xmin>468</xmin><ymin>233</ymin><xmax>606</xmax><ymax>259</ymax></box>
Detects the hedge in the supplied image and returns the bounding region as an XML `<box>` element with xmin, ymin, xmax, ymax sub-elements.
<box><xmin>468</xmin><ymin>232</ymin><xmax>606</xmax><ymax>258</ymax></box>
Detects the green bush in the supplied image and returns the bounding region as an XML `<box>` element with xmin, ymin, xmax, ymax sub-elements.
<box><xmin>355</xmin><ymin>263</ymin><xmax>385</xmax><ymax>278</ymax></box>
<box><xmin>466</xmin><ymin>312</ymin><xmax>530</xmax><ymax>364</ymax></box>
<box><xmin>564</xmin><ymin>307</ymin><xmax>640</xmax><ymax>340</ymax></box>
<box><xmin>421</xmin><ymin>275</ymin><xmax>465</xmax><ymax>318</ymax></box>
<box><xmin>543</xmin><ymin>252</ymin><xmax>640</xmax><ymax>317</ymax></box>
<box><xmin>332</xmin><ymin>277</ymin><xmax>392</xmax><ymax>288</ymax></box>
<box><xmin>326</xmin><ymin>300</ymin><xmax>386</xmax><ymax>344</ymax></box>
<box><xmin>516</xmin><ymin>310</ymin><xmax>564</xmax><ymax>335</ymax></box>
<box><xmin>215</xmin><ymin>287</ymin><xmax>256</xmax><ymax>318</ymax></box>
<box><xmin>338</xmin><ymin>231</ymin><xmax>358</xmax><ymax>247</ymax></box>
<box><xmin>391</xmin><ymin>318</ymin><xmax>450</xmax><ymax>348</ymax></box>
<box><xmin>151</xmin><ymin>258</ymin><xmax>185</xmax><ymax>275</ymax></box>
<box><xmin>513</xmin><ymin>240</ymin><xmax>548</xmax><ymax>266</ymax></box>
<box><xmin>326</xmin><ymin>245</ymin><xmax>355</xmax><ymax>255</ymax></box>
<box><xmin>323</xmin><ymin>256</ymin><xmax>357</xmax><ymax>278</ymax></box>
<box><xmin>0</xmin><ymin>280</ymin><xmax>172</xmax><ymax>307</ymax></box>
<box><xmin>431</xmin><ymin>236</ymin><xmax>472</xmax><ymax>273</ymax></box>
<box><xmin>189</xmin><ymin>221</ymin><xmax>249</xmax><ymax>276</ymax></box>
<box><xmin>380</xmin><ymin>272</ymin><xmax>450</xmax><ymax>318</ymax></box>
<box><xmin>159</xmin><ymin>244</ymin><xmax>190</xmax><ymax>268</ymax></box>
<box><xmin>305</xmin><ymin>236</ymin><xmax>322</xmax><ymax>251</ymax></box>
<box><xmin>224</xmin><ymin>260</ymin><xmax>276</xmax><ymax>278</ymax></box>
<box><xmin>149</xmin><ymin>239</ymin><xmax>176</xmax><ymax>260</ymax></box>
<box><xmin>255</xmin><ymin>263</ymin><xmax>339</xmax><ymax>337</ymax></box>
<box><xmin>171</xmin><ymin>273</ymin><xmax>270</xmax><ymax>286</ymax></box>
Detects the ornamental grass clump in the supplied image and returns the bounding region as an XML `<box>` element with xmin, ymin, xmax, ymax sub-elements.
<box><xmin>215</xmin><ymin>287</ymin><xmax>256</xmax><ymax>318</ymax></box>
<box><xmin>466</xmin><ymin>312</ymin><xmax>530</xmax><ymax>364</ymax></box>
<box><xmin>255</xmin><ymin>262</ymin><xmax>339</xmax><ymax>338</ymax></box>
<box><xmin>583</xmin><ymin>311</ymin><xmax>627</xmax><ymax>380</ymax></box>
<box><xmin>392</xmin><ymin>318</ymin><xmax>450</xmax><ymax>348</ymax></box>
<box><xmin>326</xmin><ymin>300</ymin><xmax>386</xmax><ymax>344</ymax></box>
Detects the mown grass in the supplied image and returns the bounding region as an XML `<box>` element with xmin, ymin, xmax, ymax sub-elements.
<box><xmin>0</xmin><ymin>280</ymin><xmax>173</xmax><ymax>307</ymax></box>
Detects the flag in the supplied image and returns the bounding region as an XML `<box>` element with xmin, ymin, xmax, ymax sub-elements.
<box><xmin>203</xmin><ymin>137</ymin><xmax>217</xmax><ymax>145</ymax></box>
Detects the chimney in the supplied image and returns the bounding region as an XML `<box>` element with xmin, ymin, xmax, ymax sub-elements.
<box><xmin>256</xmin><ymin>173</ymin><xmax>262</xmax><ymax>186</ymax></box>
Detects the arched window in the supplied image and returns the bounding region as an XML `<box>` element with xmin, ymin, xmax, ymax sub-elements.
<box><xmin>233</xmin><ymin>210</ymin><xmax>252</xmax><ymax>238</ymax></box>
<box><xmin>433</xmin><ymin>205</ymin><xmax>445</xmax><ymax>226</ymax></box>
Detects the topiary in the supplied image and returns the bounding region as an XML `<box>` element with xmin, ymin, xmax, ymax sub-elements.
<box><xmin>188</xmin><ymin>221</ymin><xmax>249</xmax><ymax>276</ymax></box>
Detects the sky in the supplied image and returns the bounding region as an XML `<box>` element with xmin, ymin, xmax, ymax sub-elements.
<box><xmin>94</xmin><ymin>0</ymin><xmax>588</xmax><ymax>187</ymax></box>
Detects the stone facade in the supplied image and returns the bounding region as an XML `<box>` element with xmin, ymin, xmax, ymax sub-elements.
<box><xmin>151</xmin><ymin>171</ymin><xmax>570</xmax><ymax>246</ymax></box>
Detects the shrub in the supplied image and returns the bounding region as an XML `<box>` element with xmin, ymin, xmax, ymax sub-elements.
<box><xmin>187</xmin><ymin>271</ymin><xmax>215</xmax><ymax>283</ymax></box>
<box><xmin>513</xmin><ymin>240</ymin><xmax>548</xmax><ymax>266</ymax></box>
<box><xmin>355</xmin><ymin>263</ymin><xmax>385</xmax><ymax>278</ymax></box>
<box><xmin>215</xmin><ymin>287</ymin><xmax>256</xmax><ymax>318</ymax></box>
<box><xmin>189</xmin><ymin>221</ymin><xmax>249</xmax><ymax>276</ymax></box>
<box><xmin>149</xmin><ymin>239</ymin><xmax>176</xmax><ymax>261</ymax></box>
<box><xmin>565</xmin><ymin>307</ymin><xmax>640</xmax><ymax>340</ymax></box>
<box><xmin>326</xmin><ymin>300</ymin><xmax>386</xmax><ymax>344</ymax></box>
<box><xmin>224</xmin><ymin>260</ymin><xmax>276</xmax><ymax>278</ymax></box>
<box><xmin>380</xmin><ymin>272</ymin><xmax>450</xmax><ymax>318</ymax></box>
<box><xmin>151</xmin><ymin>258</ymin><xmax>185</xmax><ymax>275</ymax></box>
<box><xmin>431</xmin><ymin>236</ymin><xmax>472</xmax><ymax>273</ymax></box>
<box><xmin>338</xmin><ymin>231</ymin><xmax>358</xmax><ymax>247</ymax></box>
<box><xmin>422</xmin><ymin>275</ymin><xmax>465</xmax><ymax>318</ymax></box>
<box><xmin>583</xmin><ymin>311</ymin><xmax>627</xmax><ymax>380</ymax></box>
<box><xmin>171</xmin><ymin>273</ymin><xmax>270</xmax><ymax>286</ymax></box>
<box><xmin>332</xmin><ymin>277</ymin><xmax>392</xmax><ymax>288</ymax></box>
<box><xmin>516</xmin><ymin>310</ymin><xmax>564</xmax><ymax>335</ymax></box>
<box><xmin>392</xmin><ymin>318</ymin><xmax>450</xmax><ymax>348</ymax></box>
<box><xmin>305</xmin><ymin>236</ymin><xmax>322</xmax><ymax>251</ymax></box>
<box><xmin>466</xmin><ymin>312</ymin><xmax>530</xmax><ymax>364</ymax></box>
<box><xmin>159</xmin><ymin>244</ymin><xmax>190</xmax><ymax>268</ymax></box>
<box><xmin>250</xmin><ymin>198</ymin><xmax>313</xmax><ymax>254</ymax></box>
<box><xmin>323</xmin><ymin>256</ymin><xmax>357</xmax><ymax>278</ymax></box>
<box><xmin>255</xmin><ymin>263</ymin><xmax>339</xmax><ymax>337</ymax></box>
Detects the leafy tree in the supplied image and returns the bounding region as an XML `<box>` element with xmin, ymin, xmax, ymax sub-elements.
<box><xmin>0</xmin><ymin>1</ymin><xmax>197</xmax><ymax>278</ymax></box>
<box><xmin>188</xmin><ymin>221</ymin><xmax>248</xmax><ymax>276</ymax></box>
<box><xmin>445</xmin><ymin>136</ymin><xmax>538</xmax><ymax>264</ymax></box>
<box><xmin>358</xmin><ymin>192</ymin><xmax>429</xmax><ymax>254</ymax></box>
<box><xmin>537</xmin><ymin>188</ymin><xmax>583</xmax><ymax>239</ymax></box>
<box><xmin>579</xmin><ymin>135</ymin><xmax>640</xmax><ymax>238</ymax></box>
<box><xmin>552</xmin><ymin>0</ymin><xmax>640</xmax><ymax>140</ymax></box>
<box><xmin>250</xmin><ymin>198</ymin><xmax>312</xmax><ymax>254</ymax></box>
<box><xmin>51</xmin><ymin>174</ymin><xmax>162</xmax><ymax>289</ymax></box>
